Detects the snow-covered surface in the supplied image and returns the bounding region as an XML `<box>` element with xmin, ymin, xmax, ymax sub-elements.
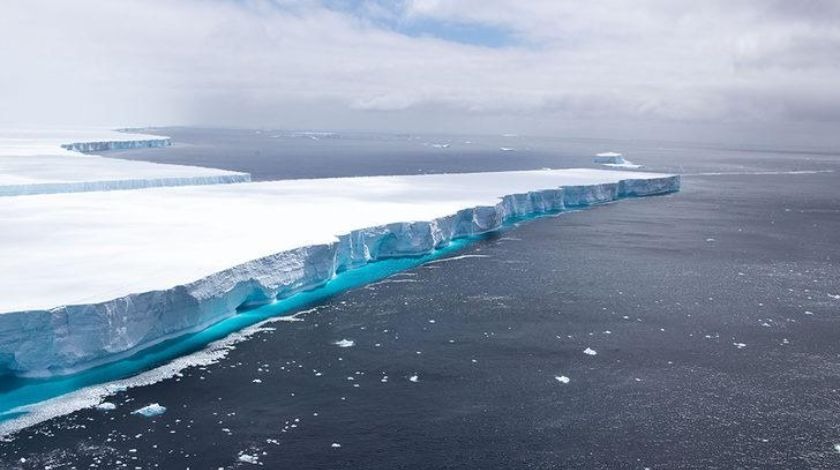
<box><xmin>0</xmin><ymin>129</ymin><xmax>169</xmax><ymax>157</ymax></box>
<box><xmin>0</xmin><ymin>168</ymin><xmax>678</xmax><ymax>375</ymax></box>
<box><xmin>0</xmin><ymin>129</ymin><xmax>250</xmax><ymax>196</ymax></box>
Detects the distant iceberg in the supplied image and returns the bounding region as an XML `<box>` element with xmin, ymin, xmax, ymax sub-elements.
<box><xmin>594</xmin><ymin>152</ymin><xmax>642</xmax><ymax>169</ymax></box>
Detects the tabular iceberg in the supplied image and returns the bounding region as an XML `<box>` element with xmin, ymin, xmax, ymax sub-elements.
<box><xmin>593</xmin><ymin>152</ymin><xmax>642</xmax><ymax>169</ymax></box>
<box><xmin>0</xmin><ymin>169</ymin><xmax>679</xmax><ymax>377</ymax></box>
<box><xmin>0</xmin><ymin>129</ymin><xmax>251</xmax><ymax>196</ymax></box>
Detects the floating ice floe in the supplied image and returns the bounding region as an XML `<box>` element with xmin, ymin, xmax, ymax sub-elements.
<box><xmin>733</xmin><ymin>343</ymin><xmax>747</xmax><ymax>349</ymax></box>
<box><xmin>555</xmin><ymin>376</ymin><xmax>570</xmax><ymax>384</ymax></box>
<box><xmin>583</xmin><ymin>347</ymin><xmax>598</xmax><ymax>356</ymax></box>
<box><xmin>331</xmin><ymin>442</ymin><xmax>342</xmax><ymax>448</ymax></box>
<box><xmin>238</xmin><ymin>453</ymin><xmax>260</xmax><ymax>464</ymax></box>
<box><xmin>131</xmin><ymin>403</ymin><xmax>166</xmax><ymax>418</ymax></box>
<box><xmin>334</xmin><ymin>339</ymin><xmax>355</xmax><ymax>348</ymax></box>
<box><xmin>409</xmin><ymin>375</ymin><xmax>419</xmax><ymax>383</ymax></box>
<box><xmin>95</xmin><ymin>402</ymin><xmax>116</xmax><ymax>411</ymax></box>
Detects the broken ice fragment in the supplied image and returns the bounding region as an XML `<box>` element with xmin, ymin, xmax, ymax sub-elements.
<box><xmin>131</xmin><ymin>403</ymin><xmax>166</xmax><ymax>418</ymax></box>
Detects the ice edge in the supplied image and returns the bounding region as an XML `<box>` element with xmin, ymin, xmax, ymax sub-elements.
<box><xmin>0</xmin><ymin>135</ymin><xmax>252</xmax><ymax>197</ymax></box>
<box><xmin>0</xmin><ymin>174</ymin><xmax>679</xmax><ymax>377</ymax></box>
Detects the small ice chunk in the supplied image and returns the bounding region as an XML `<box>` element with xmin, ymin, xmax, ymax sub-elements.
<box><xmin>331</xmin><ymin>442</ymin><xmax>342</xmax><ymax>448</ymax></box>
<box><xmin>733</xmin><ymin>342</ymin><xmax>747</xmax><ymax>349</ymax></box>
<box><xmin>238</xmin><ymin>453</ymin><xmax>260</xmax><ymax>464</ymax></box>
<box><xmin>333</xmin><ymin>339</ymin><xmax>355</xmax><ymax>348</ymax></box>
<box><xmin>96</xmin><ymin>402</ymin><xmax>117</xmax><ymax>411</ymax></box>
<box><xmin>132</xmin><ymin>403</ymin><xmax>166</xmax><ymax>418</ymax></box>
<box><xmin>555</xmin><ymin>376</ymin><xmax>570</xmax><ymax>384</ymax></box>
<box><xmin>252</xmin><ymin>379</ymin><xmax>262</xmax><ymax>384</ymax></box>
<box><xmin>583</xmin><ymin>347</ymin><xmax>598</xmax><ymax>356</ymax></box>
<box><xmin>409</xmin><ymin>375</ymin><xmax>419</xmax><ymax>383</ymax></box>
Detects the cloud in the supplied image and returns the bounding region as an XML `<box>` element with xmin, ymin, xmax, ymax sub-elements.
<box><xmin>0</xmin><ymin>0</ymin><xmax>838</xmax><ymax>144</ymax></box>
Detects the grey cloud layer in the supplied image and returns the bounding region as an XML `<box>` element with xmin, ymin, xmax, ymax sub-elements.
<box><xmin>0</xmin><ymin>0</ymin><xmax>837</xmax><ymax>142</ymax></box>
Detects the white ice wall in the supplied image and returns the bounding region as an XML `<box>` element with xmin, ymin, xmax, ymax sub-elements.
<box><xmin>0</xmin><ymin>170</ymin><xmax>679</xmax><ymax>376</ymax></box>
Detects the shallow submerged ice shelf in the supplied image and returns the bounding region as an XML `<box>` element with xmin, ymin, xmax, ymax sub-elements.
<box><xmin>0</xmin><ymin>169</ymin><xmax>679</xmax><ymax>376</ymax></box>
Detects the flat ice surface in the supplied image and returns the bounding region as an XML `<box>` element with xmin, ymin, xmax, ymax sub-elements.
<box><xmin>0</xmin><ymin>129</ymin><xmax>249</xmax><ymax>195</ymax></box>
<box><xmin>0</xmin><ymin>129</ymin><xmax>168</xmax><ymax>157</ymax></box>
<box><xmin>0</xmin><ymin>169</ymin><xmax>672</xmax><ymax>313</ymax></box>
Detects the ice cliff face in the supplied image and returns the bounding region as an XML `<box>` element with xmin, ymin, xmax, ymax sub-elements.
<box><xmin>60</xmin><ymin>137</ymin><xmax>172</xmax><ymax>153</ymax></box>
<box><xmin>0</xmin><ymin>174</ymin><xmax>252</xmax><ymax>197</ymax></box>
<box><xmin>0</xmin><ymin>175</ymin><xmax>679</xmax><ymax>377</ymax></box>
<box><xmin>594</xmin><ymin>152</ymin><xmax>626</xmax><ymax>165</ymax></box>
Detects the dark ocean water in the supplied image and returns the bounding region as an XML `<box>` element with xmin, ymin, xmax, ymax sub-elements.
<box><xmin>1</xmin><ymin>129</ymin><xmax>839</xmax><ymax>469</ymax></box>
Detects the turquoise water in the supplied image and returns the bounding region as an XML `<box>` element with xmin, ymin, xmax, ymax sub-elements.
<box><xmin>0</xmin><ymin>236</ymin><xmax>481</xmax><ymax>423</ymax></box>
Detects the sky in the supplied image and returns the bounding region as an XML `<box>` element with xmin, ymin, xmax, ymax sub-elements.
<box><xmin>1</xmin><ymin>0</ymin><xmax>839</xmax><ymax>146</ymax></box>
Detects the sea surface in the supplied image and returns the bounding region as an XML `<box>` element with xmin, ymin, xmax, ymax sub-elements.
<box><xmin>1</xmin><ymin>129</ymin><xmax>839</xmax><ymax>469</ymax></box>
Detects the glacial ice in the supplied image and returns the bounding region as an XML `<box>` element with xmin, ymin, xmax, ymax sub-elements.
<box><xmin>0</xmin><ymin>168</ymin><xmax>679</xmax><ymax>377</ymax></box>
<box><xmin>239</xmin><ymin>453</ymin><xmax>261</xmax><ymax>464</ymax></box>
<box><xmin>0</xmin><ymin>129</ymin><xmax>250</xmax><ymax>196</ymax></box>
<box><xmin>594</xmin><ymin>152</ymin><xmax>642</xmax><ymax>169</ymax></box>
<box><xmin>131</xmin><ymin>403</ymin><xmax>166</xmax><ymax>417</ymax></box>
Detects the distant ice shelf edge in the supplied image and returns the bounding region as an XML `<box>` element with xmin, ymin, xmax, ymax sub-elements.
<box><xmin>60</xmin><ymin>138</ymin><xmax>172</xmax><ymax>153</ymax></box>
<box><xmin>0</xmin><ymin>175</ymin><xmax>679</xmax><ymax>377</ymax></box>
<box><xmin>0</xmin><ymin>174</ymin><xmax>253</xmax><ymax>197</ymax></box>
<box><xmin>0</xmin><ymin>137</ymin><xmax>253</xmax><ymax>197</ymax></box>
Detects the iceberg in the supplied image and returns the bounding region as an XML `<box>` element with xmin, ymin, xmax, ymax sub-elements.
<box><xmin>0</xmin><ymin>129</ymin><xmax>251</xmax><ymax>196</ymax></box>
<box><xmin>594</xmin><ymin>152</ymin><xmax>642</xmax><ymax>169</ymax></box>
<box><xmin>131</xmin><ymin>403</ymin><xmax>166</xmax><ymax>417</ymax></box>
<box><xmin>0</xmin><ymin>168</ymin><xmax>678</xmax><ymax>377</ymax></box>
<box><xmin>593</xmin><ymin>151</ymin><xmax>625</xmax><ymax>164</ymax></box>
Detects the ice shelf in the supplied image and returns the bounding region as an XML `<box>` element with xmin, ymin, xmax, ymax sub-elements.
<box><xmin>0</xmin><ymin>169</ymin><xmax>678</xmax><ymax>376</ymax></box>
<box><xmin>0</xmin><ymin>129</ymin><xmax>250</xmax><ymax>196</ymax></box>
